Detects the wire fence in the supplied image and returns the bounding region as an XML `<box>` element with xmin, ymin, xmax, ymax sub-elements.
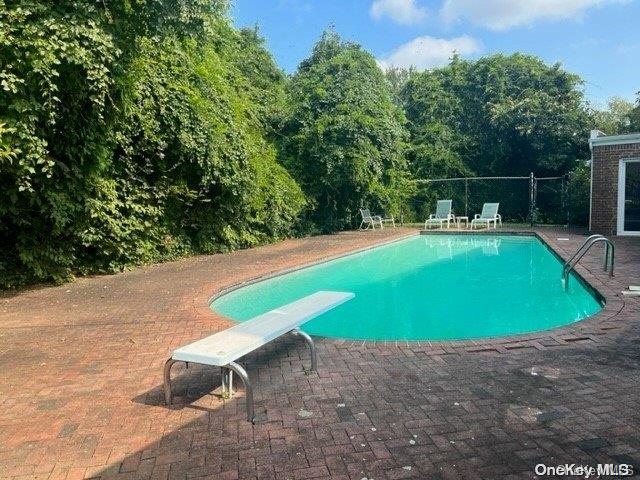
<box><xmin>402</xmin><ymin>173</ymin><xmax>568</xmax><ymax>226</ymax></box>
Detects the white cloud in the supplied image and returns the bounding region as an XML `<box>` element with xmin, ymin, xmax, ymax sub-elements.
<box><xmin>441</xmin><ymin>0</ymin><xmax>629</xmax><ymax>31</ymax></box>
<box><xmin>377</xmin><ymin>35</ymin><xmax>481</xmax><ymax>70</ymax></box>
<box><xmin>370</xmin><ymin>0</ymin><xmax>427</xmax><ymax>25</ymax></box>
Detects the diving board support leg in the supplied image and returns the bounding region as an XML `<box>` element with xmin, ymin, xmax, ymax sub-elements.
<box><xmin>221</xmin><ymin>367</ymin><xmax>234</xmax><ymax>398</ymax></box>
<box><xmin>221</xmin><ymin>367</ymin><xmax>227</xmax><ymax>396</ymax></box>
<box><xmin>163</xmin><ymin>358</ymin><xmax>178</xmax><ymax>405</ymax></box>
<box><xmin>291</xmin><ymin>328</ymin><xmax>317</xmax><ymax>372</ymax></box>
<box><xmin>226</xmin><ymin>361</ymin><xmax>254</xmax><ymax>423</ymax></box>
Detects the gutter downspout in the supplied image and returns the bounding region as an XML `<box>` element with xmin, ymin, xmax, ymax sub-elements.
<box><xmin>589</xmin><ymin>141</ymin><xmax>593</xmax><ymax>232</ymax></box>
<box><xmin>588</xmin><ymin>130</ymin><xmax>606</xmax><ymax>232</ymax></box>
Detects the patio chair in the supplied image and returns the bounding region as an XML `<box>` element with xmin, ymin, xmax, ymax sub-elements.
<box><xmin>471</xmin><ymin>203</ymin><xmax>502</xmax><ymax>230</ymax></box>
<box><xmin>359</xmin><ymin>209</ymin><xmax>395</xmax><ymax>230</ymax></box>
<box><xmin>424</xmin><ymin>200</ymin><xmax>454</xmax><ymax>230</ymax></box>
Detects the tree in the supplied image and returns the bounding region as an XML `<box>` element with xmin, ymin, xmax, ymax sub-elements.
<box><xmin>0</xmin><ymin>1</ymin><xmax>621</xmax><ymax>288</ymax></box>
<box><xmin>281</xmin><ymin>32</ymin><xmax>409</xmax><ymax>232</ymax></box>
<box><xmin>398</xmin><ymin>54</ymin><xmax>590</xmax><ymax>179</ymax></box>
<box><xmin>385</xmin><ymin>67</ymin><xmax>415</xmax><ymax>106</ymax></box>
<box><xmin>590</xmin><ymin>97</ymin><xmax>635</xmax><ymax>134</ymax></box>
<box><xmin>396</xmin><ymin>54</ymin><xmax>592</xmax><ymax>221</ymax></box>
<box><xmin>446</xmin><ymin>54</ymin><xmax>590</xmax><ymax>176</ymax></box>
<box><xmin>567</xmin><ymin>162</ymin><xmax>591</xmax><ymax>226</ymax></box>
<box><xmin>628</xmin><ymin>93</ymin><xmax>640</xmax><ymax>132</ymax></box>
<box><xmin>0</xmin><ymin>1</ymin><xmax>304</xmax><ymax>287</ymax></box>
<box><xmin>399</xmin><ymin>70</ymin><xmax>470</xmax><ymax>179</ymax></box>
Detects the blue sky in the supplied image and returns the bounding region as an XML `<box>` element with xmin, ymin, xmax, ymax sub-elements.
<box><xmin>232</xmin><ymin>0</ymin><xmax>639</xmax><ymax>108</ymax></box>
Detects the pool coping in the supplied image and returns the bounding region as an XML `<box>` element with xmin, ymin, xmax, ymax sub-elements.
<box><xmin>207</xmin><ymin>229</ymin><xmax>627</xmax><ymax>356</ymax></box>
<box><xmin>418</xmin><ymin>230</ymin><xmax>606</xmax><ymax>305</ymax></box>
<box><xmin>207</xmin><ymin>231</ymin><xmax>419</xmax><ymax>306</ymax></box>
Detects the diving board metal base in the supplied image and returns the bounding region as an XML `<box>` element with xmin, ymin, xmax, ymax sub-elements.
<box><xmin>163</xmin><ymin>328</ymin><xmax>318</xmax><ymax>423</ymax></box>
<box><xmin>162</xmin><ymin>290</ymin><xmax>354</xmax><ymax>422</ymax></box>
<box><xmin>164</xmin><ymin>358</ymin><xmax>255</xmax><ymax>422</ymax></box>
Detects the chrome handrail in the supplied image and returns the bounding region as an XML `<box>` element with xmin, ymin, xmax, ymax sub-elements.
<box><xmin>562</xmin><ymin>236</ymin><xmax>614</xmax><ymax>290</ymax></box>
<box><xmin>562</xmin><ymin>234</ymin><xmax>604</xmax><ymax>268</ymax></box>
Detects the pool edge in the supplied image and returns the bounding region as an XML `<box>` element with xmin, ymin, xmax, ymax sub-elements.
<box><xmin>207</xmin><ymin>231</ymin><xmax>419</xmax><ymax>307</ymax></box>
<box><xmin>419</xmin><ymin>230</ymin><xmax>606</xmax><ymax>306</ymax></box>
<box><xmin>207</xmin><ymin>229</ymin><xmax>625</xmax><ymax>352</ymax></box>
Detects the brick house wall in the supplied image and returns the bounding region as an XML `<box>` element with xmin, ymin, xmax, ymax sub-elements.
<box><xmin>590</xmin><ymin>140</ymin><xmax>640</xmax><ymax>235</ymax></box>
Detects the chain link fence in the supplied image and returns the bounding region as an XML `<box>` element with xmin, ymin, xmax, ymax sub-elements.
<box><xmin>401</xmin><ymin>173</ymin><xmax>569</xmax><ymax>226</ymax></box>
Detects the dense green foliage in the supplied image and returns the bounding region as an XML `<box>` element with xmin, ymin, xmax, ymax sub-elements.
<box><xmin>280</xmin><ymin>33</ymin><xmax>410</xmax><ymax>232</ymax></box>
<box><xmin>590</xmin><ymin>97</ymin><xmax>636</xmax><ymax>135</ymax></box>
<box><xmin>395</xmin><ymin>54</ymin><xmax>594</xmax><ymax>223</ymax></box>
<box><xmin>0</xmin><ymin>1</ymin><xmax>304</xmax><ymax>287</ymax></box>
<box><xmin>567</xmin><ymin>162</ymin><xmax>591</xmax><ymax>226</ymax></box>
<box><xmin>630</xmin><ymin>99</ymin><xmax>640</xmax><ymax>131</ymax></box>
<box><xmin>1</xmin><ymin>0</ymin><xmax>637</xmax><ymax>287</ymax></box>
<box><xmin>399</xmin><ymin>54</ymin><xmax>590</xmax><ymax>179</ymax></box>
<box><xmin>624</xmin><ymin>95</ymin><xmax>640</xmax><ymax>133</ymax></box>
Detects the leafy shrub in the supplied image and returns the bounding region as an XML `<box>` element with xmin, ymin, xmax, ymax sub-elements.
<box><xmin>0</xmin><ymin>2</ymin><xmax>620</xmax><ymax>289</ymax></box>
<box><xmin>0</xmin><ymin>1</ymin><xmax>303</xmax><ymax>288</ymax></box>
<box><xmin>281</xmin><ymin>32</ymin><xmax>409</xmax><ymax>232</ymax></box>
<box><xmin>567</xmin><ymin>162</ymin><xmax>591</xmax><ymax>226</ymax></box>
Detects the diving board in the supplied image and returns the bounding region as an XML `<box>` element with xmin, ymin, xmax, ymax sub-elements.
<box><xmin>163</xmin><ymin>291</ymin><xmax>354</xmax><ymax>422</ymax></box>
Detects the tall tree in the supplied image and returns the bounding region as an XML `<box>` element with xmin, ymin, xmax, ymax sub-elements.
<box><xmin>590</xmin><ymin>97</ymin><xmax>635</xmax><ymax>135</ymax></box>
<box><xmin>447</xmin><ymin>54</ymin><xmax>590</xmax><ymax>176</ymax></box>
<box><xmin>398</xmin><ymin>54</ymin><xmax>590</xmax><ymax>178</ymax></box>
<box><xmin>385</xmin><ymin>67</ymin><xmax>415</xmax><ymax>106</ymax></box>
<box><xmin>628</xmin><ymin>93</ymin><xmax>640</xmax><ymax>132</ymax></box>
<box><xmin>400</xmin><ymin>69</ymin><xmax>470</xmax><ymax>179</ymax></box>
<box><xmin>281</xmin><ymin>32</ymin><xmax>409</xmax><ymax>232</ymax></box>
<box><xmin>0</xmin><ymin>1</ymin><xmax>304</xmax><ymax>287</ymax></box>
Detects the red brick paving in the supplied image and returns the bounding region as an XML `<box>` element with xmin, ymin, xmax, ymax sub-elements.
<box><xmin>1</xmin><ymin>227</ymin><xmax>639</xmax><ymax>479</ymax></box>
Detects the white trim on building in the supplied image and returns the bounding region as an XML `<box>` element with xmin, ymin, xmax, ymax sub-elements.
<box><xmin>590</xmin><ymin>131</ymin><xmax>640</xmax><ymax>237</ymax></box>
<box><xmin>589</xmin><ymin>131</ymin><xmax>640</xmax><ymax>148</ymax></box>
<box><xmin>617</xmin><ymin>158</ymin><xmax>640</xmax><ymax>236</ymax></box>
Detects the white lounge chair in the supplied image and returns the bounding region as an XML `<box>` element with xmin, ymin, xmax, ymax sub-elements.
<box><xmin>424</xmin><ymin>200</ymin><xmax>454</xmax><ymax>229</ymax></box>
<box><xmin>359</xmin><ymin>208</ymin><xmax>382</xmax><ymax>230</ymax></box>
<box><xmin>380</xmin><ymin>215</ymin><xmax>396</xmax><ymax>228</ymax></box>
<box><xmin>359</xmin><ymin>208</ymin><xmax>395</xmax><ymax>230</ymax></box>
<box><xmin>163</xmin><ymin>291</ymin><xmax>354</xmax><ymax>422</ymax></box>
<box><xmin>471</xmin><ymin>203</ymin><xmax>502</xmax><ymax>230</ymax></box>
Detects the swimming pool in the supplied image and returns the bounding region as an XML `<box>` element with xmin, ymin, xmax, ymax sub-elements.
<box><xmin>211</xmin><ymin>234</ymin><xmax>603</xmax><ymax>341</ymax></box>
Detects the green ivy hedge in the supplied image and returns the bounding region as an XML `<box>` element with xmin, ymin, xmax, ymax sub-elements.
<box><xmin>0</xmin><ymin>1</ymin><xmax>304</xmax><ymax>288</ymax></box>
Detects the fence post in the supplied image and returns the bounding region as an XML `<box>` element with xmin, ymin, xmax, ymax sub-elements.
<box><xmin>464</xmin><ymin>178</ymin><xmax>468</xmax><ymax>217</ymax></box>
<box><xmin>562</xmin><ymin>175</ymin><xmax>569</xmax><ymax>227</ymax></box>
<box><xmin>529</xmin><ymin>172</ymin><xmax>535</xmax><ymax>227</ymax></box>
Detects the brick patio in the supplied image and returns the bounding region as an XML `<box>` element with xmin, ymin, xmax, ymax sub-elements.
<box><xmin>1</xmin><ymin>227</ymin><xmax>639</xmax><ymax>480</ymax></box>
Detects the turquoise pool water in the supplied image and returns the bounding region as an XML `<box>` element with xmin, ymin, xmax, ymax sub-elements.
<box><xmin>211</xmin><ymin>235</ymin><xmax>603</xmax><ymax>341</ymax></box>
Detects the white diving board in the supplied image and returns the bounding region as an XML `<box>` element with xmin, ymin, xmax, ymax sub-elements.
<box><xmin>172</xmin><ymin>291</ymin><xmax>354</xmax><ymax>366</ymax></box>
<box><xmin>163</xmin><ymin>291</ymin><xmax>354</xmax><ymax>422</ymax></box>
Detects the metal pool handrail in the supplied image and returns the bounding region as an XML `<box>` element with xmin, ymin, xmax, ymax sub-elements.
<box><xmin>562</xmin><ymin>234</ymin><xmax>604</xmax><ymax>268</ymax></box>
<box><xmin>562</xmin><ymin>236</ymin><xmax>614</xmax><ymax>290</ymax></box>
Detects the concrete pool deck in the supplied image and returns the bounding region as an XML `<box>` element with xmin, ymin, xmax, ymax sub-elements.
<box><xmin>1</xmin><ymin>227</ymin><xmax>639</xmax><ymax>479</ymax></box>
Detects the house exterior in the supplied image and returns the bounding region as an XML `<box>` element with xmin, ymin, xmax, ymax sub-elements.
<box><xmin>589</xmin><ymin>131</ymin><xmax>640</xmax><ymax>236</ymax></box>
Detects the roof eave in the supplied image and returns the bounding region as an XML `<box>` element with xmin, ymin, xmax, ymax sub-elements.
<box><xmin>589</xmin><ymin>132</ymin><xmax>640</xmax><ymax>148</ymax></box>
